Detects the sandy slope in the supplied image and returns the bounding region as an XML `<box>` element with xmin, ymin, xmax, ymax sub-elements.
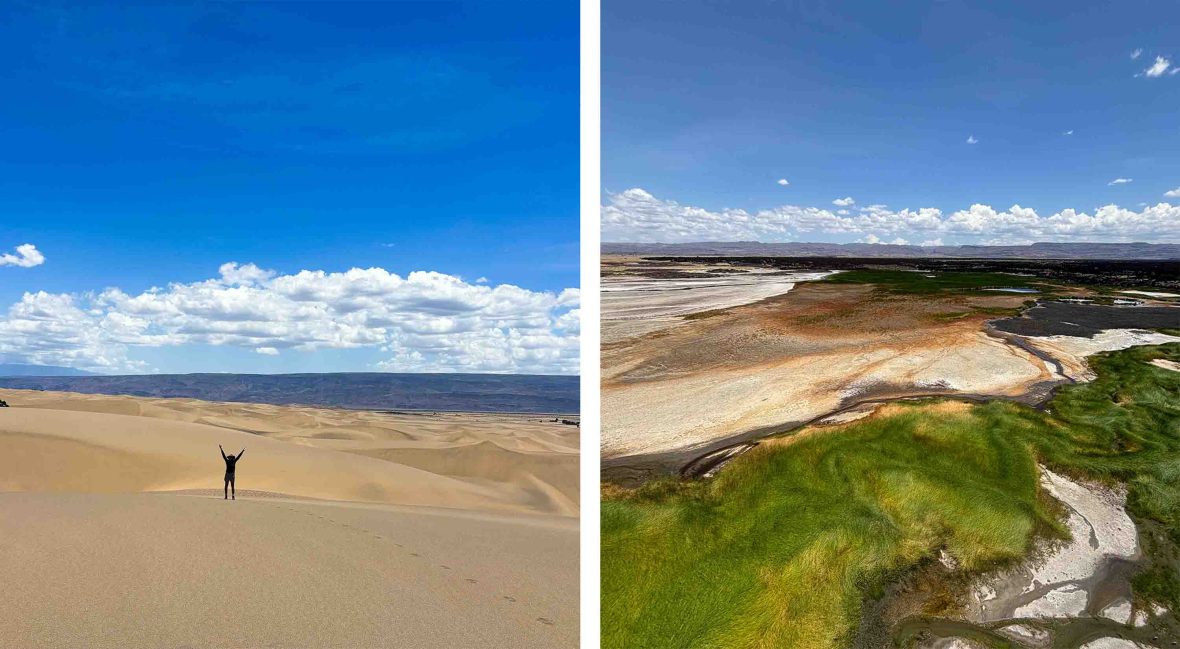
<box><xmin>0</xmin><ymin>391</ymin><xmax>578</xmax><ymax>648</ymax></box>
<box><xmin>0</xmin><ymin>492</ymin><xmax>577</xmax><ymax>648</ymax></box>
<box><xmin>0</xmin><ymin>389</ymin><xmax>578</xmax><ymax>516</ymax></box>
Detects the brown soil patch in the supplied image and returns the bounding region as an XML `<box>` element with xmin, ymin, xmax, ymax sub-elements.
<box><xmin>604</xmin><ymin>281</ymin><xmax>1029</xmax><ymax>387</ymax></box>
<box><xmin>601</xmin><ymin>274</ymin><xmax>1054</xmax><ymax>460</ymax></box>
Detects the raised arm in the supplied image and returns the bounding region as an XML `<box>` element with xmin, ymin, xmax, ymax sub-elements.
<box><xmin>237</xmin><ymin>448</ymin><xmax>245</xmax><ymax>461</ymax></box>
<box><xmin>219</xmin><ymin>444</ymin><xmax>227</xmax><ymax>460</ymax></box>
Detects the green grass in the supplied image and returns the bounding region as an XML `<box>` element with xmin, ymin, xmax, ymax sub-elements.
<box><xmin>821</xmin><ymin>269</ymin><xmax>1051</xmax><ymax>295</ymax></box>
<box><xmin>602</xmin><ymin>343</ymin><xmax>1180</xmax><ymax>649</ymax></box>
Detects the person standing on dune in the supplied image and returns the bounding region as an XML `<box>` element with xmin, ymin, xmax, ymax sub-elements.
<box><xmin>219</xmin><ymin>444</ymin><xmax>245</xmax><ymax>500</ymax></box>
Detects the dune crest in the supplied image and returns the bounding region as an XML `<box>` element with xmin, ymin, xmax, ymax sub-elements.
<box><xmin>0</xmin><ymin>389</ymin><xmax>578</xmax><ymax>516</ymax></box>
<box><xmin>0</xmin><ymin>388</ymin><xmax>579</xmax><ymax>648</ymax></box>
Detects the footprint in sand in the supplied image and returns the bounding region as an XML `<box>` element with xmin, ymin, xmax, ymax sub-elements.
<box><xmin>410</xmin><ymin>553</ymin><xmax>421</xmax><ymax>558</ymax></box>
<box><xmin>440</xmin><ymin>565</ymin><xmax>451</xmax><ymax>570</ymax></box>
<box><xmin>503</xmin><ymin>596</ymin><xmax>516</xmax><ymax>602</ymax></box>
<box><xmin>465</xmin><ymin>578</ymin><xmax>477</xmax><ymax>584</ymax></box>
<box><xmin>536</xmin><ymin>618</ymin><xmax>554</xmax><ymax>626</ymax></box>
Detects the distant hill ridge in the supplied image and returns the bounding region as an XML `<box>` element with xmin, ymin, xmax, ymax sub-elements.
<box><xmin>0</xmin><ymin>372</ymin><xmax>579</xmax><ymax>414</ymax></box>
<box><xmin>603</xmin><ymin>241</ymin><xmax>1180</xmax><ymax>259</ymax></box>
<box><xmin>0</xmin><ymin>364</ymin><xmax>95</xmax><ymax>377</ymax></box>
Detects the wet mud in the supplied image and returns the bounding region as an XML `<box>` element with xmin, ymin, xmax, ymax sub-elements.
<box><xmin>992</xmin><ymin>303</ymin><xmax>1180</xmax><ymax>338</ymax></box>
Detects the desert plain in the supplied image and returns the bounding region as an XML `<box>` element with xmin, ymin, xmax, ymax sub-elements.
<box><xmin>0</xmin><ymin>389</ymin><xmax>579</xmax><ymax>648</ymax></box>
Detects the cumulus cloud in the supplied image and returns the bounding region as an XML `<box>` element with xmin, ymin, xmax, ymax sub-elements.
<box><xmin>1109</xmin><ymin>178</ymin><xmax>1133</xmax><ymax>185</ymax></box>
<box><xmin>0</xmin><ymin>244</ymin><xmax>45</xmax><ymax>268</ymax></box>
<box><xmin>1131</xmin><ymin>48</ymin><xmax>1143</xmax><ymax>60</ymax></box>
<box><xmin>776</xmin><ymin>178</ymin><xmax>790</xmax><ymax>186</ymax></box>
<box><xmin>1166</xmin><ymin>187</ymin><xmax>1180</xmax><ymax>198</ymax></box>
<box><xmin>1063</xmin><ymin>129</ymin><xmax>1073</xmax><ymax>135</ymax></box>
<box><xmin>966</xmin><ymin>135</ymin><xmax>978</xmax><ymax>144</ymax></box>
<box><xmin>601</xmin><ymin>187</ymin><xmax>1180</xmax><ymax>246</ymax></box>
<box><xmin>1143</xmin><ymin>56</ymin><xmax>1171</xmax><ymax>77</ymax></box>
<box><xmin>859</xmin><ymin>234</ymin><xmax>908</xmax><ymax>246</ymax></box>
<box><xmin>218</xmin><ymin>261</ymin><xmax>275</xmax><ymax>286</ymax></box>
<box><xmin>0</xmin><ymin>264</ymin><xmax>579</xmax><ymax>375</ymax></box>
<box><xmin>832</xmin><ymin>197</ymin><xmax>855</xmax><ymax>207</ymax></box>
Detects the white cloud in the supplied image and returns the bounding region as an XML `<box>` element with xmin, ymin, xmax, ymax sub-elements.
<box><xmin>858</xmin><ymin>234</ymin><xmax>908</xmax><ymax>245</ymax></box>
<box><xmin>832</xmin><ymin>197</ymin><xmax>855</xmax><ymax>207</ymax></box>
<box><xmin>1131</xmin><ymin>48</ymin><xmax>1143</xmax><ymax>60</ymax></box>
<box><xmin>218</xmin><ymin>262</ymin><xmax>275</xmax><ymax>286</ymax></box>
<box><xmin>920</xmin><ymin>238</ymin><xmax>945</xmax><ymax>247</ymax></box>
<box><xmin>776</xmin><ymin>178</ymin><xmax>790</xmax><ymax>186</ymax></box>
<box><xmin>1108</xmin><ymin>178</ymin><xmax>1133</xmax><ymax>185</ymax></box>
<box><xmin>0</xmin><ymin>265</ymin><xmax>579</xmax><ymax>375</ymax></box>
<box><xmin>966</xmin><ymin>135</ymin><xmax>978</xmax><ymax>144</ymax></box>
<box><xmin>0</xmin><ymin>244</ymin><xmax>45</xmax><ymax>268</ymax></box>
<box><xmin>1165</xmin><ymin>187</ymin><xmax>1180</xmax><ymax>198</ymax></box>
<box><xmin>475</xmin><ymin>276</ymin><xmax>489</xmax><ymax>284</ymax></box>
<box><xmin>1063</xmin><ymin>130</ymin><xmax>1073</xmax><ymax>135</ymax></box>
<box><xmin>601</xmin><ymin>187</ymin><xmax>1180</xmax><ymax>246</ymax></box>
<box><xmin>1143</xmin><ymin>56</ymin><xmax>1171</xmax><ymax>78</ymax></box>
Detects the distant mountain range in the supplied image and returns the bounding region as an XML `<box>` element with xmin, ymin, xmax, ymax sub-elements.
<box><xmin>0</xmin><ymin>363</ymin><xmax>96</xmax><ymax>377</ymax></box>
<box><xmin>0</xmin><ymin>372</ymin><xmax>579</xmax><ymax>414</ymax></box>
<box><xmin>603</xmin><ymin>241</ymin><xmax>1180</xmax><ymax>260</ymax></box>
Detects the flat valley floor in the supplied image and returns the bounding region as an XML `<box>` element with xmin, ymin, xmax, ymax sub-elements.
<box><xmin>601</xmin><ymin>256</ymin><xmax>1180</xmax><ymax>649</ymax></box>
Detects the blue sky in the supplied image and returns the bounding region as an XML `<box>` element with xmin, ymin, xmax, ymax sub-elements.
<box><xmin>0</xmin><ymin>2</ymin><xmax>579</xmax><ymax>375</ymax></box>
<box><xmin>602</xmin><ymin>0</ymin><xmax>1180</xmax><ymax>244</ymax></box>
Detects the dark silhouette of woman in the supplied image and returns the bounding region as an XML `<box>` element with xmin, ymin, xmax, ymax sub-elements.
<box><xmin>220</xmin><ymin>444</ymin><xmax>245</xmax><ymax>500</ymax></box>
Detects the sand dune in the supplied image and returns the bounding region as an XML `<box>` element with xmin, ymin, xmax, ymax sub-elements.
<box><xmin>0</xmin><ymin>388</ymin><xmax>578</xmax><ymax>516</ymax></box>
<box><xmin>0</xmin><ymin>389</ymin><xmax>578</xmax><ymax>648</ymax></box>
<box><xmin>1</xmin><ymin>408</ymin><xmax>528</xmax><ymax>512</ymax></box>
<box><xmin>0</xmin><ymin>492</ymin><xmax>577</xmax><ymax>648</ymax></box>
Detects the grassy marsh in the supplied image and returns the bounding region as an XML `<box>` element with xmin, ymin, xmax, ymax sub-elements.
<box><xmin>602</xmin><ymin>343</ymin><xmax>1180</xmax><ymax>648</ymax></box>
<box><xmin>822</xmin><ymin>269</ymin><xmax>1053</xmax><ymax>295</ymax></box>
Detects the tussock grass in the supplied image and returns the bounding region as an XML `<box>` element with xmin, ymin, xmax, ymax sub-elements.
<box><xmin>602</xmin><ymin>343</ymin><xmax>1180</xmax><ymax>648</ymax></box>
